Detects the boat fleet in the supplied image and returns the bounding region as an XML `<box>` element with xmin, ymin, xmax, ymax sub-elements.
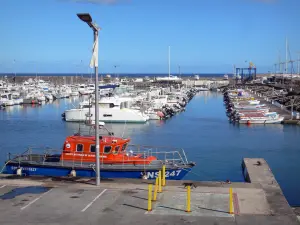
<box><xmin>0</xmin><ymin>79</ymin><xmax>74</xmax><ymax>107</ymax></box>
<box><xmin>1</xmin><ymin>77</ymin><xmax>200</xmax><ymax>123</ymax></box>
<box><xmin>223</xmin><ymin>88</ymin><xmax>284</xmax><ymax>124</ymax></box>
<box><xmin>62</xmin><ymin>86</ymin><xmax>199</xmax><ymax>123</ymax></box>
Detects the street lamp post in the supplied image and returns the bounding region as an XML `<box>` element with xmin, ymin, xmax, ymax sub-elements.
<box><xmin>77</xmin><ymin>13</ymin><xmax>101</xmax><ymax>186</ymax></box>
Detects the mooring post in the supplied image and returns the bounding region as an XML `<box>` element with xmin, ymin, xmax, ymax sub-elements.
<box><xmin>148</xmin><ymin>183</ymin><xmax>153</xmax><ymax>211</ymax></box>
<box><xmin>183</xmin><ymin>182</ymin><xmax>196</xmax><ymax>213</ymax></box>
<box><xmin>153</xmin><ymin>177</ymin><xmax>158</xmax><ymax>201</ymax></box>
<box><xmin>162</xmin><ymin>165</ymin><xmax>166</xmax><ymax>186</ymax></box>
<box><xmin>229</xmin><ymin>187</ymin><xmax>234</xmax><ymax>214</ymax></box>
<box><xmin>158</xmin><ymin>170</ymin><xmax>162</xmax><ymax>193</ymax></box>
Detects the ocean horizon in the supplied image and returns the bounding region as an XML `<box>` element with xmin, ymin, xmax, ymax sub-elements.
<box><xmin>0</xmin><ymin>73</ymin><xmax>232</xmax><ymax>78</ymax></box>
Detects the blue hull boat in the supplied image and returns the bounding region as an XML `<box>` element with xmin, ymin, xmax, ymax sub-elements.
<box><xmin>4</xmin><ymin>162</ymin><xmax>190</xmax><ymax>180</ymax></box>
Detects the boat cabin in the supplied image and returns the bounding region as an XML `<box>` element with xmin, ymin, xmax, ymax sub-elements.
<box><xmin>60</xmin><ymin>135</ymin><xmax>156</xmax><ymax>164</ymax></box>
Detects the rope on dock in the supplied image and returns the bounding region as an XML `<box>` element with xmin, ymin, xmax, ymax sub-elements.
<box><xmin>0</xmin><ymin>160</ymin><xmax>11</xmax><ymax>174</ymax></box>
<box><xmin>181</xmin><ymin>168</ymin><xmax>203</xmax><ymax>178</ymax></box>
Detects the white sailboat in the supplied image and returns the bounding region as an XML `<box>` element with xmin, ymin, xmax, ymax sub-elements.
<box><xmin>156</xmin><ymin>46</ymin><xmax>182</xmax><ymax>82</ymax></box>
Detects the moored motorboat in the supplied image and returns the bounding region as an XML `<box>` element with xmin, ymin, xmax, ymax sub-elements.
<box><xmin>3</xmin><ymin>133</ymin><xmax>195</xmax><ymax>180</ymax></box>
<box><xmin>238</xmin><ymin>113</ymin><xmax>284</xmax><ymax>124</ymax></box>
<box><xmin>223</xmin><ymin>87</ymin><xmax>284</xmax><ymax>124</ymax></box>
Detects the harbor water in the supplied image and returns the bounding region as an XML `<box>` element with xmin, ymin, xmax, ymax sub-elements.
<box><xmin>0</xmin><ymin>92</ymin><xmax>299</xmax><ymax>206</ymax></box>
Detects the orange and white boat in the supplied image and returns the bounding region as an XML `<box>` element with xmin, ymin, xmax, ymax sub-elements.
<box><xmin>4</xmin><ymin>133</ymin><xmax>195</xmax><ymax>180</ymax></box>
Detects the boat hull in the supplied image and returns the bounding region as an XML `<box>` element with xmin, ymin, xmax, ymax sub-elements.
<box><xmin>239</xmin><ymin>118</ymin><xmax>284</xmax><ymax>124</ymax></box>
<box><xmin>4</xmin><ymin>162</ymin><xmax>190</xmax><ymax>180</ymax></box>
<box><xmin>64</xmin><ymin>108</ymin><xmax>149</xmax><ymax>123</ymax></box>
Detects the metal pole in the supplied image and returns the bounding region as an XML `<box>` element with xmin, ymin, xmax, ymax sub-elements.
<box><xmin>94</xmin><ymin>30</ymin><xmax>100</xmax><ymax>186</ymax></box>
<box><xmin>297</xmin><ymin>52</ymin><xmax>300</xmax><ymax>74</ymax></box>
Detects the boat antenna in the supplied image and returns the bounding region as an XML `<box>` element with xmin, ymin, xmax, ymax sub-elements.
<box><xmin>121</xmin><ymin>120</ymin><xmax>127</xmax><ymax>138</ymax></box>
<box><xmin>74</xmin><ymin>122</ymin><xmax>81</xmax><ymax>136</ymax></box>
<box><xmin>168</xmin><ymin>46</ymin><xmax>171</xmax><ymax>87</ymax></box>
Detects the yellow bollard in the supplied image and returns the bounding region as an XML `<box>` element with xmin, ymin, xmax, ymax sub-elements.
<box><xmin>158</xmin><ymin>170</ymin><xmax>162</xmax><ymax>193</ymax></box>
<box><xmin>153</xmin><ymin>177</ymin><xmax>158</xmax><ymax>201</ymax></box>
<box><xmin>148</xmin><ymin>184</ymin><xmax>153</xmax><ymax>211</ymax></box>
<box><xmin>186</xmin><ymin>185</ymin><xmax>191</xmax><ymax>212</ymax></box>
<box><xmin>162</xmin><ymin>165</ymin><xmax>166</xmax><ymax>186</ymax></box>
<box><xmin>229</xmin><ymin>187</ymin><xmax>234</xmax><ymax>214</ymax></box>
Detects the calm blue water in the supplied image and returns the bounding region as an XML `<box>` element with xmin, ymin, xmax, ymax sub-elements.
<box><xmin>0</xmin><ymin>92</ymin><xmax>299</xmax><ymax>206</ymax></box>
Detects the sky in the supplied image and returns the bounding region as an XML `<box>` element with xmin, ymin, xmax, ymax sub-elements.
<box><xmin>0</xmin><ymin>0</ymin><xmax>299</xmax><ymax>74</ymax></box>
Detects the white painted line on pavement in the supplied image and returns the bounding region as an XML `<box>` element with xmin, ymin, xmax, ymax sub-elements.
<box><xmin>0</xmin><ymin>185</ymin><xmax>6</xmax><ymax>188</ymax></box>
<box><xmin>81</xmin><ymin>189</ymin><xmax>107</xmax><ymax>212</ymax></box>
<box><xmin>21</xmin><ymin>189</ymin><xmax>53</xmax><ymax>210</ymax></box>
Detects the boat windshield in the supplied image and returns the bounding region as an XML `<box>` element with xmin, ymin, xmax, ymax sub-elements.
<box><xmin>113</xmin><ymin>146</ymin><xmax>120</xmax><ymax>154</ymax></box>
<box><xmin>122</xmin><ymin>143</ymin><xmax>127</xmax><ymax>151</ymax></box>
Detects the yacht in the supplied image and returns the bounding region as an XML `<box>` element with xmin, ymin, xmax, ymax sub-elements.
<box><xmin>238</xmin><ymin>112</ymin><xmax>284</xmax><ymax>124</ymax></box>
<box><xmin>64</xmin><ymin>96</ymin><xmax>149</xmax><ymax>123</ymax></box>
<box><xmin>0</xmin><ymin>93</ymin><xmax>14</xmax><ymax>106</ymax></box>
<box><xmin>79</xmin><ymin>84</ymin><xmax>94</xmax><ymax>95</ymax></box>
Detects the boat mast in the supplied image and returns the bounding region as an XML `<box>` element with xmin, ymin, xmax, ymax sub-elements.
<box><xmin>297</xmin><ymin>52</ymin><xmax>300</xmax><ymax>75</ymax></box>
<box><xmin>14</xmin><ymin>59</ymin><xmax>16</xmax><ymax>83</ymax></box>
<box><xmin>168</xmin><ymin>46</ymin><xmax>171</xmax><ymax>79</ymax></box>
<box><xmin>285</xmin><ymin>37</ymin><xmax>288</xmax><ymax>75</ymax></box>
<box><xmin>278</xmin><ymin>50</ymin><xmax>281</xmax><ymax>74</ymax></box>
<box><xmin>36</xmin><ymin>63</ymin><xmax>38</xmax><ymax>81</ymax></box>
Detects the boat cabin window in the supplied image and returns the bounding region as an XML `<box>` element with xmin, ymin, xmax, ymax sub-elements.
<box><xmin>113</xmin><ymin>146</ymin><xmax>120</xmax><ymax>155</ymax></box>
<box><xmin>104</xmin><ymin>146</ymin><xmax>112</xmax><ymax>154</ymax></box>
<box><xmin>90</xmin><ymin>145</ymin><xmax>96</xmax><ymax>153</ymax></box>
<box><xmin>122</xmin><ymin>143</ymin><xmax>127</xmax><ymax>151</ymax></box>
<box><xmin>76</xmin><ymin>144</ymin><xmax>84</xmax><ymax>152</ymax></box>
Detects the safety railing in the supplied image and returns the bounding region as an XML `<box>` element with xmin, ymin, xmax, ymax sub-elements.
<box><xmin>127</xmin><ymin>144</ymin><xmax>189</xmax><ymax>165</ymax></box>
<box><xmin>6</xmin><ymin>144</ymin><xmax>191</xmax><ymax>169</ymax></box>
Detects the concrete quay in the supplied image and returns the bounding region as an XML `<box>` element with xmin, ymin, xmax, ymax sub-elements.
<box><xmin>0</xmin><ymin>158</ymin><xmax>299</xmax><ymax>225</ymax></box>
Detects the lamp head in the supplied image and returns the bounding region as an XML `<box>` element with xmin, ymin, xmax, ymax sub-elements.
<box><xmin>77</xmin><ymin>13</ymin><xmax>92</xmax><ymax>23</ymax></box>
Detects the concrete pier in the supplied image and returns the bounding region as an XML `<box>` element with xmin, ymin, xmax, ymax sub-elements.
<box><xmin>0</xmin><ymin>158</ymin><xmax>299</xmax><ymax>225</ymax></box>
<box><xmin>242</xmin><ymin>158</ymin><xmax>297</xmax><ymax>217</ymax></box>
